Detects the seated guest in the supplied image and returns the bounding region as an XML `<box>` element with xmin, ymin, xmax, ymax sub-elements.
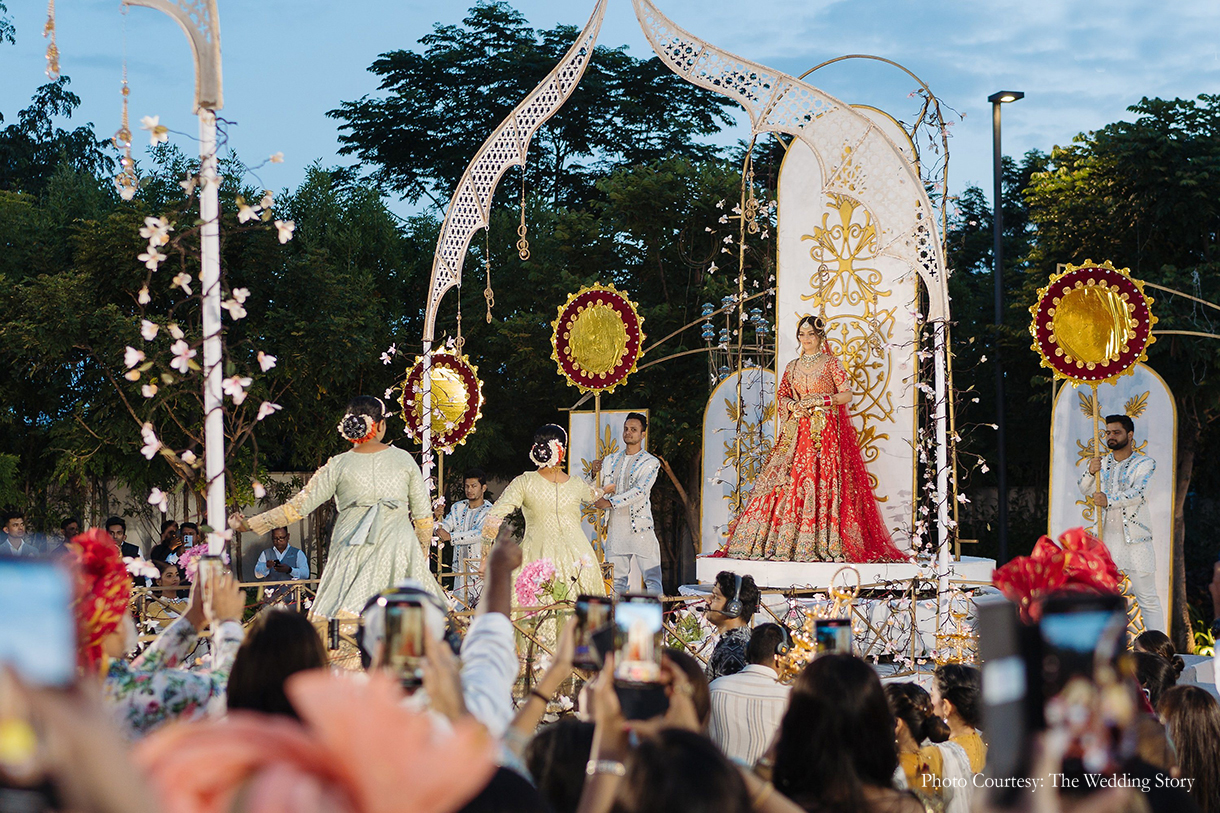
<box><xmin>931</xmin><ymin>663</ymin><xmax>987</xmax><ymax>774</ymax></box>
<box><xmin>1134</xmin><ymin>650</ymin><xmax>1177</xmax><ymax>708</ymax></box>
<box><xmin>1159</xmin><ymin>685</ymin><xmax>1220</xmax><ymax>813</ymax></box>
<box><xmin>1134</xmin><ymin>629</ymin><xmax>1185</xmax><ymax>678</ymax></box>
<box><xmin>526</xmin><ymin>718</ymin><xmax>595</xmax><ymax>813</ymax></box>
<box><xmin>705</xmin><ymin>571</ymin><xmax>760</xmax><ymax>681</ymax></box>
<box><xmin>43</xmin><ymin>517</ymin><xmax>80</xmax><ymax>556</ymax></box>
<box><xmin>146</xmin><ymin>562</ymin><xmax>190</xmax><ymax>628</ymax></box>
<box><xmin>254</xmin><ymin>527</ymin><xmax>310</xmax><ymax>581</ymax></box>
<box><xmin>148</xmin><ymin>520</ymin><xmax>183</xmax><ymax>566</ymax></box>
<box><xmin>226</xmin><ymin>608</ymin><xmax>328</xmax><ymax>720</ymax></box>
<box><xmin>708</xmin><ymin>623</ymin><xmax>792</xmax><ymax>766</ymax></box>
<box><xmin>664</xmin><ymin>648</ymin><xmax>712</xmax><ymax>730</ymax></box>
<box><xmin>105</xmin><ymin>516</ymin><xmax>141</xmax><ymax>560</ymax></box>
<box><xmin>1</xmin><ymin>510</ymin><xmax>35</xmax><ymax>557</ymax></box>
<box><xmin>772</xmin><ymin>654</ymin><xmax>923</xmax><ymax>813</ymax></box>
<box><xmin>885</xmin><ymin>683</ymin><xmax>952</xmax><ymax>801</ymax></box>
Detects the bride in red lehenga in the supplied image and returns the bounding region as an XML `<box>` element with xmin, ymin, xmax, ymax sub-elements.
<box><xmin>724</xmin><ymin>315</ymin><xmax>907</xmax><ymax>562</ymax></box>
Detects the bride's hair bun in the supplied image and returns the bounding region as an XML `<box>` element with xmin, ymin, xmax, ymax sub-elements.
<box><xmin>338</xmin><ymin>414</ymin><xmax>375</xmax><ymax>443</ymax></box>
<box><xmin>529</xmin><ymin>424</ymin><xmax>568</xmax><ymax>468</ymax></box>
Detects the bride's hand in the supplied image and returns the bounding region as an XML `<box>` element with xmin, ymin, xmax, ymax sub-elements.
<box><xmin>832</xmin><ymin>392</ymin><xmax>852</xmax><ymax>406</ymax></box>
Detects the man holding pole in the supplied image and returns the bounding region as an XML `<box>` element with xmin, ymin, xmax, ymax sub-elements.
<box><xmin>592</xmin><ymin>412</ymin><xmax>663</xmax><ymax>595</ymax></box>
<box><xmin>1078</xmin><ymin>414</ymin><xmax>1161</xmax><ymax>630</ymax></box>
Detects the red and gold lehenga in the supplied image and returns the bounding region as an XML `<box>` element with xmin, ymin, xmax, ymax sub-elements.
<box><xmin>724</xmin><ymin>352</ymin><xmax>907</xmax><ymax>562</ymax></box>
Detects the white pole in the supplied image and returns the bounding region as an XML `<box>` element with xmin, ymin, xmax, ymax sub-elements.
<box><xmin>933</xmin><ymin>319</ymin><xmax>952</xmax><ymax>633</ymax></box>
<box><xmin>421</xmin><ymin>341</ymin><xmax>433</xmax><ymax>489</ymax></box>
<box><xmin>199</xmin><ymin>109</ymin><xmax>226</xmax><ymax>554</ymax></box>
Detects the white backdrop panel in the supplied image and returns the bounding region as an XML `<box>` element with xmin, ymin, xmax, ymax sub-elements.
<box><xmin>1048</xmin><ymin>363</ymin><xmax>1175</xmax><ymax>631</ymax></box>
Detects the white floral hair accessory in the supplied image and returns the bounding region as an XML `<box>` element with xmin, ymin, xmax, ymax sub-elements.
<box><xmin>338</xmin><ymin>413</ymin><xmax>376</xmax><ymax>443</ymax></box>
<box><xmin>529</xmin><ymin>438</ymin><xmax>565</xmax><ymax>469</ymax></box>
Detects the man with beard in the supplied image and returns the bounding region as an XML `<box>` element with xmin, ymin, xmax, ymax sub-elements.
<box><xmin>1079</xmin><ymin>414</ymin><xmax>1161</xmax><ymax>630</ymax></box>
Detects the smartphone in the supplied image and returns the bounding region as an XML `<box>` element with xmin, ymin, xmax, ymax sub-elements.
<box><xmin>978</xmin><ymin>596</ymin><xmax>1042</xmax><ymax>807</ymax></box>
<box><xmin>812</xmin><ymin>617</ymin><xmax>852</xmax><ymax>656</ymax></box>
<box><xmin>574</xmin><ymin>594</ymin><xmax>614</xmax><ymax>671</ymax></box>
<box><xmin>384</xmin><ymin>600</ymin><xmax>426</xmax><ymax>689</ymax></box>
<box><xmin>613</xmin><ymin>594</ymin><xmax>668</xmax><ymax>720</ymax></box>
<box><xmin>0</xmin><ymin>559</ymin><xmax>76</xmax><ymax>687</ymax></box>
<box><xmin>1039</xmin><ymin>593</ymin><xmax>1135</xmax><ymax>778</ymax></box>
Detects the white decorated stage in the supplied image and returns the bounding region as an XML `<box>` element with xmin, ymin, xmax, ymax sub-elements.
<box><xmin>693</xmin><ymin>554</ymin><xmax>996</xmax><ymax>590</ymax></box>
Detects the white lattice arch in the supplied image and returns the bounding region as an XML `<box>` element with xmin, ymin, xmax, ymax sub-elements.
<box><xmin>632</xmin><ymin>0</ymin><xmax>949</xmax><ymax>322</ymax></box>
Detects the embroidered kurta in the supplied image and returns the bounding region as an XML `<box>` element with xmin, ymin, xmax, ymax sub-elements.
<box><xmin>725</xmin><ymin>353</ymin><xmax>905</xmax><ymax>562</ymax></box>
<box><xmin>247</xmin><ymin>446</ymin><xmax>441</xmax><ymax>617</ymax></box>
<box><xmin>483</xmin><ymin>472</ymin><xmax>606</xmax><ymax>601</ymax></box>
<box><xmin>1077</xmin><ymin>453</ymin><xmax>1157</xmax><ymax>573</ymax></box>
<box><xmin>600</xmin><ymin>450</ymin><xmax>662</xmax><ymax>556</ymax></box>
<box><xmin>440</xmin><ymin>499</ymin><xmax>494</xmax><ymax>595</ymax></box>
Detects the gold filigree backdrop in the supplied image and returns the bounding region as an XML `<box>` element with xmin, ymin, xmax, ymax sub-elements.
<box><xmin>724</xmin><ymin>396</ymin><xmax>776</xmax><ymax>512</ymax></box>
<box><xmin>1072</xmin><ymin>389</ymin><xmax>1150</xmax><ymax>526</ymax></box>
<box><xmin>570</xmin><ymin>303</ymin><xmax>629</xmax><ymax>376</ymax></box>
<box><xmin>799</xmin><ymin>194</ymin><xmax>895</xmax><ymax>494</ymax></box>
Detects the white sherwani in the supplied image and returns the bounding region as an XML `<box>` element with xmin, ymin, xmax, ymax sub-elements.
<box><xmin>1078</xmin><ymin>452</ymin><xmax>1161</xmax><ymax>629</ymax></box>
<box><xmin>438</xmin><ymin>499</ymin><xmax>493</xmax><ymax>597</ymax></box>
<box><xmin>599</xmin><ymin>449</ymin><xmax>663</xmax><ymax>594</ymax></box>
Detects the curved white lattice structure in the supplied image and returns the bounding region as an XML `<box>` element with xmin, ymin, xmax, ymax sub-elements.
<box><xmin>632</xmin><ymin>0</ymin><xmax>948</xmax><ymax>321</ymax></box>
<box><xmin>423</xmin><ymin>0</ymin><xmax>607</xmax><ymax>342</ymax></box>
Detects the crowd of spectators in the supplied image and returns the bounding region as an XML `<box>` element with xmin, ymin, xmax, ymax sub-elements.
<box><xmin>3</xmin><ymin>522</ymin><xmax>1220</xmax><ymax>813</ymax></box>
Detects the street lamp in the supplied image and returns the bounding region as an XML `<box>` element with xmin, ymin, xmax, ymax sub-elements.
<box><xmin>123</xmin><ymin>0</ymin><xmax>227</xmax><ymax>554</ymax></box>
<box><xmin>989</xmin><ymin>89</ymin><xmax>1023</xmax><ymax>564</ymax></box>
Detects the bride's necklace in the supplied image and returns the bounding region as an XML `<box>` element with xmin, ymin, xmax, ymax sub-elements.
<box><xmin>798</xmin><ymin>351</ymin><xmax>823</xmax><ymax>366</ymax></box>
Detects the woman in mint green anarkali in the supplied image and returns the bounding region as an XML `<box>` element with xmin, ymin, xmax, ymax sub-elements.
<box><xmin>232</xmin><ymin>402</ymin><xmax>442</xmax><ymax>618</ymax></box>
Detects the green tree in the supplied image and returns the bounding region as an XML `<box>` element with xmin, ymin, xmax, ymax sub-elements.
<box><xmin>327</xmin><ymin>1</ymin><xmax>734</xmax><ymax>208</ymax></box>
<box><xmin>1023</xmin><ymin>95</ymin><xmax>1220</xmax><ymax>649</ymax></box>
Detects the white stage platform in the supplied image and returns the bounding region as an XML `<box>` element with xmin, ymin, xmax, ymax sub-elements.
<box><xmin>693</xmin><ymin>555</ymin><xmax>996</xmax><ymax>590</ymax></box>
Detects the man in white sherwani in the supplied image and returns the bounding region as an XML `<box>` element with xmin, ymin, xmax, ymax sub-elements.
<box><xmin>594</xmin><ymin>412</ymin><xmax>663</xmax><ymax>595</ymax></box>
<box><xmin>437</xmin><ymin>468</ymin><xmax>494</xmax><ymax>598</ymax></box>
<box><xmin>1078</xmin><ymin>414</ymin><xmax>1161</xmax><ymax>631</ymax></box>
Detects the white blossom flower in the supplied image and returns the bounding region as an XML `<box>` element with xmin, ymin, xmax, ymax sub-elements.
<box><xmin>270</xmin><ymin>152</ymin><xmax>284</xmax><ymax>164</ymax></box>
<box><xmin>140</xmin><ymin>320</ymin><xmax>159</xmax><ymax>341</ymax></box>
<box><xmin>140</xmin><ymin>423</ymin><xmax>161</xmax><ymax>460</ymax></box>
<box><xmin>138</xmin><ymin>248</ymin><xmax>167</xmax><ymax>270</ymax></box>
<box><xmin>256</xmin><ymin>401</ymin><xmax>282</xmax><ymax>421</ymax></box>
<box><xmin>170</xmin><ymin>340</ymin><xmax>196</xmax><ymax>373</ymax></box>
<box><xmin>384</xmin><ymin>387</ymin><xmax>395</xmax><ymax>399</ymax></box>
<box><xmin>252</xmin><ymin>480</ymin><xmax>267</xmax><ymax>499</ymax></box>
<box><xmin>274</xmin><ymin>219</ymin><xmax>295</xmax><ymax>244</ymax></box>
<box><xmin>221</xmin><ymin>298</ymin><xmax>247</xmax><ymax>320</ymax></box>
<box><xmin>124</xmin><ymin>369</ymin><xmax>141</xmax><ymax>382</ymax></box>
<box><xmin>181</xmin><ymin>450</ymin><xmax>197</xmax><ymax>466</ymax></box>
<box><xmin>172</xmin><ymin>272</ymin><xmax>193</xmax><ymax>295</ymax></box>
<box><xmin>707</xmin><ymin>262</ymin><xmax>718</xmax><ymax>274</ymax></box>
<box><xmin>168</xmin><ymin>323</ymin><xmax>185</xmax><ymax>340</ymax></box>
<box><xmin>124</xmin><ymin>346</ymin><xmax>145</xmax><ymax>369</ymax></box>
<box><xmin>206</xmin><ymin>530</ymin><xmax>233</xmax><ymax>549</ymax></box>
<box><xmin>380</xmin><ymin>343</ymin><xmax>397</xmax><ymax>365</ymax></box>
<box><xmin>257</xmin><ymin>351</ymin><xmax>277</xmax><ymax>372</ymax></box>
<box><xmin>180</xmin><ymin>176</ymin><xmax>198</xmax><ymax>196</ymax></box>
<box><xmin>138</xmin><ymin>285</ymin><xmax>151</xmax><ymax>305</ymax></box>
<box><xmin>238</xmin><ymin>202</ymin><xmax>259</xmax><ymax>224</ymax></box>
<box><xmin>141</xmin><ymin>382</ymin><xmax>158</xmax><ymax>398</ymax></box>
<box><xmin>222</xmin><ymin>375</ymin><xmax>253</xmax><ymax>405</ymax></box>
<box><xmin>140</xmin><ymin>115</ymin><xmax>169</xmax><ymax>146</ymax></box>
<box><xmin>139</xmin><ymin>216</ymin><xmax>173</xmax><ymax>245</ymax></box>
<box><xmin>258</xmin><ymin>191</ymin><xmax>274</xmax><ymax>211</ymax></box>
<box><xmin>125</xmin><ymin>557</ymin><xmax>161</xmax><ymax>581</ymax></box>
<box><xmin>148</xmin><ymin>487</ymin><xmax>169</xmax><ymax>513</ymax></box>
<box><xmin>119</xmin><ymin>184</ymin><xmax>136</xmax><ymax>202</ymax></box>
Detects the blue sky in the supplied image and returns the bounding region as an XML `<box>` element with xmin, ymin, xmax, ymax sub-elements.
<box><xmin>3</xmin><ymin>0</ymin><xmax>1219</xmax><ymax>219</ymax></box>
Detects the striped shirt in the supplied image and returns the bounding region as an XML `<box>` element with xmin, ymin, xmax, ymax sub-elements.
<box><xmin>708</xmin><ymin>664</ymin><xmax>791</xmax><ymax>766</ymax></box>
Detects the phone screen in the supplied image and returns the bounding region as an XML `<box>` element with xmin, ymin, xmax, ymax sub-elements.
<box><xmin>813</xmin><ymin>617</ymin><xmax>852</xmax><ymax>656</ymax></box>
<box><xmin>0</xmin><ymin>559</ymin><xmax>76</xmax><ymax>686</ymax></box>
<box><xmin>575</xmin><ymin>595</ymin><xmax>613</xmax><ymax>670</ymax></box>
<box><xmin>385</xmin><ymin>601</ymin><xmax>426</xmax><ymax>688</ymax></box>
<box><xmin>614</xmin><ymin>594</ymin><xmax>663</xmax><ymax>685</ymax></box>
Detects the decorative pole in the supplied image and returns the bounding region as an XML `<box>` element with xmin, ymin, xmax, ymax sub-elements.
<box><xmin>122</xmin><ymin>0</ymin><xmax>226</xmax><ymax>553</ymax></box>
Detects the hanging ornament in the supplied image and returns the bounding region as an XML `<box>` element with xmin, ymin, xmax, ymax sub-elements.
<box><xmin>516</xmin><ymin>171</ymin><xmax>531</xmax><ymax>261</ymax></box>
<box><xmin>43</xmin><ymin>0</ymin><xmax>59</xmax><ymax>79</ymax></box>
<box><xmin>112</xmin><ymin>70</ymin><xmax>139</xmax><ymax>201</ymax></box>
<box><xmin>483</xmin><ymin>227</ymin><xmax>495</xmax><ymax>324</ymax></box>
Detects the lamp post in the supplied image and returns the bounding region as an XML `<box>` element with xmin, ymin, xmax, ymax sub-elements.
<box><xmin>988</xmin><ymin>90</ymin><xmax>1023</xmax><ymax>564</ymax></box>
<box><xmin>123</xmin><ymin>0</ymin><xmax>227</xmax><ymax>554</ymax></box>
